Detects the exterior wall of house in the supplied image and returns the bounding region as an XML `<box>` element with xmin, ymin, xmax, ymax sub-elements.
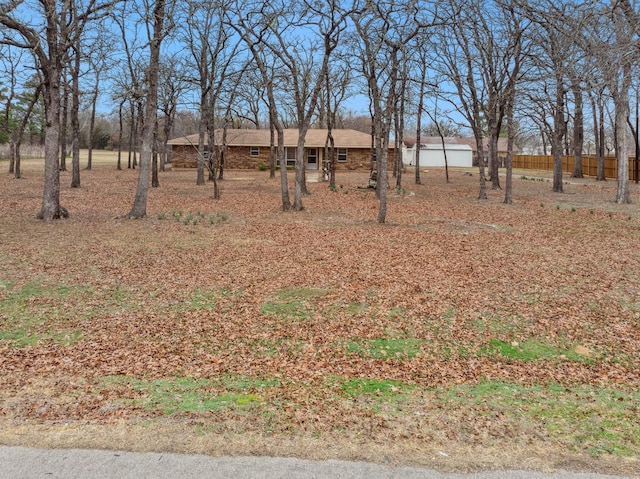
<box><xmin>171</xmin><ymin>145</ymin><xmax>198</xmax><ymax>168</ymax></box>
<box><xmin>333</xmin><ymin>148</ymin><xmax>373</xmax><ymax>170</ymax></box>
<box><xmin>403</xmin><ymin>145</ymin><xmax>473</xmax><ymax>167</ymax></box>
<box><xmin>170</xmin><ymin>145</ymin><xmax>391</xmax><ymax>170</ymax></box>
<box><xmin>226</xmin><ymin>146</ymin><xmax>271</xmax><ymax>169</ymax></box>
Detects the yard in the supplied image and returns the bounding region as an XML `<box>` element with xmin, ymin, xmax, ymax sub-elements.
<box><xmin>0</xmin><ymin>154</ymin><xmax>639</xmax><ymax>475</ymax></box>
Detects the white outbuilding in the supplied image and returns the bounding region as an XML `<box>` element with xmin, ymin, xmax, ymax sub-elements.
<box><xmin>403</xmin><ymin>137</ymin><xmax>473</xmax><ymax>167</ymax></box>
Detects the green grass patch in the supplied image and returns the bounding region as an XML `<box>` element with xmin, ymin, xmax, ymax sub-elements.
<box><xmin>0</xmin><ymin>280</ymin><xmax>85</xmax><ymax>347</ymax></box>
<box><xmin>0</xmin><ymin>328</ymin><xmax>81</xmax><ymax>347</ymax></box>
<box><xmin>340</xmin><ymin>377</ymin><xmax>415</xmax><ymax>398</ymax></box>
<box><xmin>261</xmin><ymin>299</ymin><xmax>309</xmax><ymax>320</ymax></box>
<box><xmin>0</xmin><ymin>280</ymin><xmax>240</xmax><ymax>347</ymax></box>
<box><xmin>480</xmin><ymin>338</ymin><xmax>591</xmax><ymax>363</ymax></box>
<box><xmin>102</xmin><ymin>375</ymin><xmax>277</xmax><ymax>414</ymax></box>
<box><xmin>260</xmin><ymin>287</ymin><xmax>327</xmax><ymax>320</ymax></box>
<box><xmin>169</xmin><ymin>287</ymin><xmax>230</xmax><ymax>312</ymax></box>
<box><xmin>337</xmin><ymin>377</ymin><xmax>417</xmax><ymax>414</ymax></box>
<box><xmin>346</xmin><ymin>337</ymin><xmax>425</xmax><ymax>360</ymax></box>
<box><xmin>387</xmin><ymin>306</ymin><xmax>406</xmax><ymax>319</ymax></box>
<box><xmin>434</xmin><ymin>381</ymin><xmax>640</xmax><ymax>456</ymax></box>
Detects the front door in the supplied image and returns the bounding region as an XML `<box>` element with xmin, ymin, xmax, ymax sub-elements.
<box><xmin>307</xmin><ymin>148</ymin><xmax>318</xmax><ymax>169</ymax></box>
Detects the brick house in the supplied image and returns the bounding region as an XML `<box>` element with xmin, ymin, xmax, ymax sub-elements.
<box><xmin>167</xmin><ymin>128</ymin><xmax>392</xmax><ymax>171</ymax></box>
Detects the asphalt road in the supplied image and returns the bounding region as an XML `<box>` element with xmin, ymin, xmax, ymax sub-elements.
<box><xmin>0</xmin><ymin>446</ymin><xmax>637</xmax><ymax>479</ymax></box>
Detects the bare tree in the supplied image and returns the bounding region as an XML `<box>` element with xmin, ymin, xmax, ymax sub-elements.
<box><xmin>503</xmin><ymin>89</ymin><xmax>515</xmax><ymax>204</ymax></box>
<box><xmin>423</xmin><ymin>100</ymin><xmax>452</xmax><ymax>184</ymax></box>
<box><xmin>125</xmin><ymin>0</ymin><xmax>171</xmax><ymax>218</ymax></box>
<box><xmin>70</xmin><ymin>23</ymin><xmax>83</xmax><ymax>188</ymax></box>
<box><xmin>157</xmin><ymin>55</ymin><xmax>186</xmax><ymax>172</ymax></box>
<box><xmin>569</xmin><ymin>74</ymin><xmax>585</xmax><ymax>178</ymax></box>
<box><xmin>322</xmin><ymin>62</ymin><xmax>352</xmax><ymax>189</ymax></box>
<box><xmin>393</xmin><ymin>56</ymin><xmax>409</xmax><ymax>188</ymax></box>
<box><xmin>435</xmin><ymin>0</ymin><xmax>489</xmax><ymax>199</ymax></box>
<box><xmin>116</xmin><ymin>98</ymin><xmax>125</xmax><ymax>170</ymax></box>
<box><xmin>352</xmin><ymin>0</ymin><xmax>428</xmax><ymax>222</ymax></box>
<box><xmin>627</xmin><ymin>77</ymin><xmax>640</xmax><ymax>185</ymax></box>
<box><xmin>517</xmin><ymin>0</ymin><xmax>591</xmax><ymax>193</ymax></box>
<box><xmin>180</xmin><ymin>0</ymin><xmax>239</xmax><ymax>190</ymax></box>
<box><xmin>235</xmin><ymin>0</ymin><xmax>355</xmax><ymax>210</ymax></box>
<box><xmin>112</xmin><ymin>5</ymin><xmax>148</xmax><ymax>172</ymax></box>
<box><xmin>84</xmin><ymin>25</ymin><xmax>114</xmax><ymax>170</ymax></box>
<box><xmin>1</xmin><ymin>0</ymin><xmax>114</xmax><ymax>219</ymax></box>
<box><xmin>0</xmin><ymin>47</ymin><xmax>43</xmax><ymax>179</ymax></box>
<box><xmin>589</xmin><ymin>85</ymin><xmax>607</xmax><ymax>181</ymax></box>
<box><xmin>228</xmin><ymin>0</ymin><xmax>292</xmax><ymax>210</ymax></box>
<box><xmin>410</xmin><ymin>46</ymin><xmax>430</xmax><ymax>185</ymax></box>
<box><xmin>599</xmin><ymin>0</ymin><xmax>637</xmax><ymax>203</ymax></box>
<box><xmin>436</xmin><ymin>0</ymin><xmax>525</xmax><ymax>196</ymax></box>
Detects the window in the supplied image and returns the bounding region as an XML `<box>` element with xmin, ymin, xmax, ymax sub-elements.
<box><xmin>250</xmin><ymin>146</ymin><xmax>260</xmax><ymax>157</ymax></box>
<box><xmin>337</xmin><ymin>148</ymin><xmax>347</xmax><ymax>162</ymax></box>
<box><xmin>307</xmin><ymin>148</ymin><xmax>317</xmax><ymax>168</ymax></box>
<box><xmin>286</xmin><ymin>147</ymin><xmax>296</xmax><ymax>167</ymax></box>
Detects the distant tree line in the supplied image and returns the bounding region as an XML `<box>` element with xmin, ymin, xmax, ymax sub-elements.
<box><xmin>1</xmin><ymin>0</ymin><xmax>638</xmax><ymax>220</ymax></box>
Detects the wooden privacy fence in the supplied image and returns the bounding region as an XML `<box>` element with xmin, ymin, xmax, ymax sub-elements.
<box><xmin>512</xmin><ymin>155</ymin><xmax>640</xmax><ymax>181</ymax></box>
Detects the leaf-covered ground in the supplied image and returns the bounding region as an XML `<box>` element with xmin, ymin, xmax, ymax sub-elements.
<box><xmin>1</xmin><ymin>159</ymin><xmax>639</xmax><ymax>474</ymax></box>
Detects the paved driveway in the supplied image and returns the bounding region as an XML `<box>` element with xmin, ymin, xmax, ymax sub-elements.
<box><xmin>0</xmin><ymin>446</ymin><xmax>636</xmax><ymax>479</ymax></box>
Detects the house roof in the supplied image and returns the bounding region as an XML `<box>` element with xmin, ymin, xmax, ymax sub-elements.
<box><xmin>421</xmin><ymin>143</ymin><xmax>472</xmax><ymax>151</ymax></box>
<box><xmin>167</xmin><ymin>128</ymin><xmax>378</xmax><ymax>149</ymax></box>
<box><xmin>404</xmin><ymin>136</ymin><xmax>518</xmax><ymax>153</ymax></box>
<box><xmin>403</xmin><ymin>136</ymin><xmax>461</xmax><ymax>148</ymax></box>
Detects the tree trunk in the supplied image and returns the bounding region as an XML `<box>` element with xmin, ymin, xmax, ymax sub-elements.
<box><xmin>489</xmin><ymin>133</ymin><xmax>501</xmax><ymax>189</ymax></box>
<box><xmin>269</xmin><ymin>124</ymin><xmax>276</xmax><ymax>179</ymax></box>
<box><xmin>126</xmin><ymin>0</ymin><xmax>165</xmax><ymax>219</ymax></box>
<box><xmin>70</xmin><ymin>49</ymin><xmax>81</xmax><ymax>188</ymax></box>
<box><xmin>117</xmin><ymin>101</ymin><xmax>124</xmax><ymax>170</ymax></box>
<box><xmin>196</xmin><ymin>112</ymin><xmax>206</xmax><ymax>185</ymax></box>
<box><xmin>433</xmin><ymin>120</ymin><xmax>450</xmax><ymax>184</ymax></box>
<box><xmin>152</xmin><ymin>127</ymin><xmax>159</xmax><ymax>188</ymax></box>
<box><xmin>38</xmin><ymin>66</ymin><xmax>67</xmax><ymax>220</ymax></box>
<box><xmin>325</xmin><ymin>68</ymin><xmax>337</xmax><ymax>189</ymax></box>
<box><xmin>486</xmin><ymin>95</ymin><xmax>502</xmax><ymax>190</ymax></box>
<box><xmin>10</xmin><ymin>84</ymin><xmax>41</xmax><ymax>180</ymax></box>
<box><xmin>476</xmin><ymin>136</ymin><xmax>487</xmax><ymax>200</ymax></box>
<box><xmin>161</xmin><ymin>112</ymin><xmax>173</xmax><ymax>172</ymax></box>
<box><xmin>218</xmin><ymin>147</ymin><xmax>224</xmax><ymax>180</ymax></box>
<box><xmin>571</xmin><ymin>82</ymin><xmax>584</xmax><ymax>178</ymax></box>
<box><xmin>504</xmin><ymin>96</ymin><xmax>515</xmax><ymax>204</ymax></box>
<box><xmin>128</xmin><ymin>104</ymin><xmax>135</xmax><ymax>169</ymax></box>
<box><xmin>552</xmin><ymin>79</ymin><xmax>565</xmax><ymax>193</ymax></box>
<box><xmin>294</xmin><ymin>133</ymin><xmax>306</xmax><ymax>211</ymax></box>
<box><xmin>277</xmin><ymin>127</ymin><xmax>291</xmax><ymax>211</ymax></box>
<box><xmin>59</xmin><ymin>75</ymin><xmax>69</xmax><ymax>172</ymax></box>
<box><xmin>37</xmin><ymin>2</ymin><xmax>68</xmax><ymax>220</ymax></box>
<box><xmin>327</xmin><ymin>131</ymin><xmax>336</xmax><ymax>188</ymax></box>
<box><xmin>597</xmin><ymin>102</ymin><xmax>606</xmax><ymax>181</ymax></box>
<box><xmin>12</xmin><ymin>141</ymin><xmax>21</xmax><ymax>179</ymax></box>
<box><xmin>376</xmin><ymin>135</ymin><xmax>389</xmax><ymax>223</ymax></box>
<box><xmin>615</xmin><ymin>65</ymin><xmax>632</xmax><ymax>204</ymax></box>
<box><xmin>8</xmin><ymin>143</ymin><xmax>15</xmax><ymax>175</ymax></box>
<box><xmin>210</xmin><ymin>143</ymin><xmax>219</xmax><ymax>198</ymax></box>
<box><xmin>300</xmin><ymin>156</ymin><xmax>309</xmax><ymax>196</ymax></box>
<box><xmin>87</xmin><ymin>86</ymin><xmax>98</xmax><ymax>170</ymax></box>
<box><xmin>196</xmin><ymin>103</ymin><xmax>206</xmax><ymax>185</ymax></box>
<box><xmin>394</xmin><ymin>88</ymin><xmax>405</xmax><ymax>189</ymax></box>
<box><xmin>414</xmin><ymin>65</ymin><xmax>426</xmax><ymax>185</ymax></box>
